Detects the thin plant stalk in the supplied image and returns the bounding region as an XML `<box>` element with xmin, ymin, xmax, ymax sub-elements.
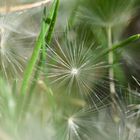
<box><xmin>107</xmin><ymin>26</ymin><xmax>121</xmax><ymax>123</ymax></box>
<box><xmin>25</xmin><ymin>0</ymin><xmax>60</xmax><ymax>110</ymax></box>
<box><xmin>20</xmin><ymin>0</ymin><xmax>59</xmax><ymax>97</ymax></box>
<box><xmin>29</xmin><ymin>0</ymin><xmax>59</xmax><ymax>95</ymax></box>
<box><xmin>20</xmin><ymin>20</ymin><xmax>46</xmax><ymax>97</ymax></box>
<box><xmin>18</xmin><ymin>0</ymin><xmax>59</xmax><ymax>122</ymax></box>
<box><xmin>107</xmin><ymin>26</ymin><xmax>116</xmax><ymax>99</ymax></box>
<box><xmin>99</xmin><ymin>34</ymin><xmax>140</xmax><ymax>58</ymax></box>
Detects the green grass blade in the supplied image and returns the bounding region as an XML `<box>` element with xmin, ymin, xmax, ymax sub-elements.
<box><xmin>28</xmin><ymin>0</ymin><xmax>59</xmax><ymax>98</ymax></box>
<box><xmin>46</xmin><ymin>0</ymin><xmax>59</xmax><ymax>44</ymax></box>
<box><xmin>23</xmin><ymin>0</ymin><xmax>59</xmax><ymax>113</ymax></box>
<box><xmin>110</xmin><ymin>34</ymin><xmax>140</xmax><ymax>52</ymax></box>
<box><xmin>98</xmin><ymin>34</ymin><xmax>140</xmax><ymax>59</ymax></box>
<box><xmin>20</xmin><ymin>0</ymin><xmax>59</xmax><ymax>97</ymax></box>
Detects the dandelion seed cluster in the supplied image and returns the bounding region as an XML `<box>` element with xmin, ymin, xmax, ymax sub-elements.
<box><xmin>0</xmin><ymin>18</ymin><xmax>24</xmax><ymax>79</ymax></box>
<box><xmin>79</xmin><ymin>0</ymin><xmax>134</xmax><ymax>27</ymax></box>
<box><xmin>46</xmin><ymin>39</ymin><xmax>109</xmax><ymax>106</ymax></box>
<box><xmin>0</xmin><ymin>4</ymin><xmax>40</xmax><ymax>80</ymax></box>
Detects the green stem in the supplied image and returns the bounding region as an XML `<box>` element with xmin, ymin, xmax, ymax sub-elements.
<box><xmin>17</xmin><ymin>18</ymin><xmax>48</xmax><ymax>122</ymax></box>
<box><xmin>20</xmin><ymin>24</ymin><xmax>46</xmax><ymax>96</ymax></box>
<box><xmin>107</xmin><ymin>26</ymin><xmax>116</xmax><ymax>99</ymax></box>
<box><xmin>107</xmin><ymin>26</ymin><xmax>121</xmax><ymax>123</ymax></box>
<box><xmin>17</xmin><ymin>1</ymin><xmax>59</xmax><ymax>123</ymax></box>
<box><xmin>18</xmin><ymin>0</ymin><xmax>60</xmax><ymax>122</ymax></box>
<box><xmin>110</xmin><ymin>34</ymin><xmax>140</xmax><ymax>52</ymax></box>
<box><xmin>102</xmin><ymin>34</ymin><xmax>140</xmax><ymax>57</ymax></box>
<box><xmin>25</xmin><ymin>0</ymin><xmax>59</xmax><ymax>108</ymax></box>
<box><xmin>20</xmin><ymin>0</ymin><xmax>59</xmax><ymax>97</ymax></box>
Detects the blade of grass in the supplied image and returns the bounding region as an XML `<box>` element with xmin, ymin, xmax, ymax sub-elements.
<box><xmin>18</xmin><ymin>0</ymin><xmax>59</xmax><ymax>122</ymax></box>
<box><xmin>45</xmin><ymin>0</ymin><xmax>59</xmax><ymax>44</ymax></box>
<box><xmin>20</xmin><ymin>14</ymin><xmax>47</xmax><ymax>97</ymax></box>
<box><xmin>17</xmin><ymin>12</ymin><xmax>48</xmax><ymax>122</ymax></box>
<box><xmin>108</xmin><ymin>34</ymin><xmax>140</xmax><ymax>53</ymax></box>
<box><xmin>20</xmin><ymin>0</ymin><xmax>59</xmax><ymax>97</ymax></box>
<box><xmin>27</xmin><ymin>0</ymin><xmax>59</xmax><ymax>95</ymax></box>
<box><xmin>97</xmin><ymin>34</ymin><xmax>140</xmax><ymax>60</ymax></box>
<box><xmin>23</xmin><ymin>0</ymin><xmax>59</xmax><ymax>111</ymax></box>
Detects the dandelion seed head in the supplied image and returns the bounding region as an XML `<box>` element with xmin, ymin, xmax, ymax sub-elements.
<box><xmin>78</xmin><ymin>0</ymin><xmax>134</xmax><ymax>27</ymax></box>
<box><xmin>47</xmin><ymin>39</ymin><xmax>109</xmax><ymax>107</ymax></box>
<box><xmin>0</xmin><ymin>6</ymin><xmax>42</xmax><ymax>80</ymax></box>
<box><xmin>67</xmin><ymin>116</ymin><xmax>81</xmax><ymax>139</ymax></box>
<box><xmin>0</xmin><ymin>24</ymin><xmax>25</xmax><ymax>80</ymax></box>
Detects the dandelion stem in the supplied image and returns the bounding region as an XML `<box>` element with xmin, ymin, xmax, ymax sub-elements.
<box><xmin>107</xmin><ymin>26</ymin><xmax>121</xmax><ymax>123</ymax></box>
<box><xmin>107</xmin><ymin>26</ymin><xmax>116</xmax><ymax>99</ymax></box>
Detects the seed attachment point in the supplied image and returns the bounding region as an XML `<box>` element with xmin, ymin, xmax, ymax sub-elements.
<box><xmin>71</xmin><ymin>68</ymin><xmax>78</xmax><ymax>75</ymax></box>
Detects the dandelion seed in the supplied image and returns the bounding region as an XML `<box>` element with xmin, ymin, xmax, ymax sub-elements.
<box><xmin>68</xmin><ymin>117</ymin><xmax>79</xmax><ymax>130</ymax></box>
<box><xmin>46</xmin><ymin>39</ymin><xmax>110</xmax><ymax>107</ymax></box>
<box><xmin>0</xmin><ymin>15</ymin><xmax>28</xmax><ymax>79</ymax></box>
<box><xmin>68</xmin><ymin>117</ymin><xmax>79</xmax><ymax>136</ymax></box>
<box><xmin>64</xmin><ymin>107</ymin><xmax>110</xmax><ymax>140</ymax></box>
<box><xmin>0</xmin><ymin>25</ymin><xmax>24</xmax><ymax>79</ymax></box>
<box><xmin>0</xmin><ymin>2</ymin><xmax>43</xmax><ymax>80</ymax></box>
<box><xmin>68</xmin><ymin>117</ymin><xmax>79</xmax><ymax>138</ymax></box>
<box><xmin>68</xmin><ymin>106</ymin><xmax>140</xmax><ymax>140</ymax></box>
<box><xmin>116</xmin><ymin>83</ymin><xmax>140</xmax><ymax>119</ymax></box>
